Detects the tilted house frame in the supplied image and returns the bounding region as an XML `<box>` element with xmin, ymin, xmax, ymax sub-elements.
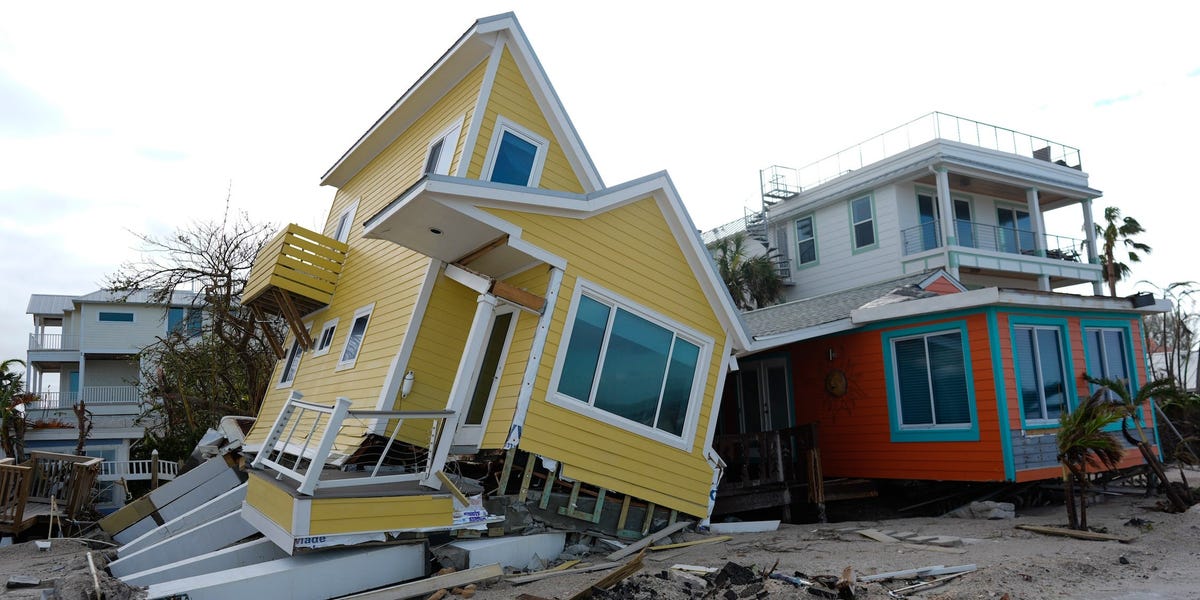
<box><xmin>239</xmin><ymin>13</ymin><xmax>750</xmax><ymax>553</ymax></box>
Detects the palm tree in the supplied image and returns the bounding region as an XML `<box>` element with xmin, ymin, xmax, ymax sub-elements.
<box><xmin>1096</xmin><ymin>207</ymin><xmax>1151</xmax><ymax>297</ymax></box>
<box><xmin>709</xmin><ymin>232</ymin><xmax>784</xmax><ymax>311</ymax></box>
<box><xmin>1057</xmin><ymin>390</ymin><xmax>1123</xmax><ymax>530</ymax></box>
<box><xmin>1085</xmin><ymin>374</ymin><xmax>1190</xmax><ymax>512</ymax></box>
<box><xmin>0</xmin><ymin>359</ymin><xmax>34</xmax><ymax>458</ymax></box>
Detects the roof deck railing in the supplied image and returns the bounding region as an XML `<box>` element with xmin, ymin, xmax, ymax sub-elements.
<box><xmin>762</xmin><ymin>112</ymin><xmax>1083</xmax><ymax>199</ymax></box>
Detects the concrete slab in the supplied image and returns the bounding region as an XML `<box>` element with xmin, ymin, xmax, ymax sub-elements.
<box><xmin>109</xmin><ymin>510</ymin><xmax>257</xmax><ymax>577</ymax></box>
<box><xmin>119</xmin><ymin>483</ymin><xmax>247</xmax><ymax>557</ymax></box>
<box><xmin>121</xmin><ymin>538</ymin><xmax>287</xmax><ymax>587</ymax></box>
<box><xmin>146</xmin><ymin>542</ymin><xmax>426</xmax><ymax>600</ymax></box>
<box><xmin>438</xmin><ymin>532</ymin><xmax>566</xmax><ymax>571</ymax></box>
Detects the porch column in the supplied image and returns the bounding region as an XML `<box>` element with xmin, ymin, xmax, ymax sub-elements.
<box><xmin>1027</xmin><ymin>187</ymin><xmax>1050</xmax><ymax>291</ymax></box>
<box><xmin>77</xmin><ymin>355</ymin><xmax>86</xmax><ymax>405</ymax></box>
<box><xmin>421</xmin><ymin>293</ymin><xmax>498</xmax><ymax>489</ymax></box>
<box><xmin>934</xmin><ymin>166</ymin><xmax>959</xmax><ymax>279</ymax></box>
<box><xmin>1081</xmin><ymin>198</ymin><xmax>1103</xmax><ymax>296</ymax></box>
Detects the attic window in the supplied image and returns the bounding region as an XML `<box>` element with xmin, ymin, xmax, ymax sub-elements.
<box><xmin>483</xmin><ymin>117</ymin><xmax>548</xmax><ymax>187</ymax></box>
<box><xmin>424</xmin><ymin>119</ymin><xmax>463</xmax><ymax>176</ymax></box>
<box><xmin>332</xmin><ymin>200</ymin><xmax>359</xmax><ymax>244</ymax></box>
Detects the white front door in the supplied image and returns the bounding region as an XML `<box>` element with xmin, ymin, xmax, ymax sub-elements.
<box><xmin>451</xmin><ymin>307</ymin><xmax>518</xmax><ymax>450</ymax></box>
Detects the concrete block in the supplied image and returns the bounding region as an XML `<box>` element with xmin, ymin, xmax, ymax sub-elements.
<box><xmin>437</xmin><ymin>532</ymin><xmax>566</xmax><ymax>571</ymax></box>
<box><xmin>109</xmin><ymin>510</ymin><xmax>257</xmax><ymax>577</ymax></box>
<box><xmin>147</xmin><ymin>542</ymin><xmax>426</xmax><ymax>600</ymax></box>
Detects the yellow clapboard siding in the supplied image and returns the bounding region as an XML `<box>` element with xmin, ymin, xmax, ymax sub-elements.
<box><xmin>466</xmin><ymin>47</ymin><xmax>584</xmax><ymax>194</ymax></box>
<box><xmin>307</xmin><ymin>495</ymin><xmax>453</xmax><ymax>535</ymax></box>
<box><xmin>479</xmin><ymin>266</ymin><xmax>549</xmax><ymax>448</ymax></box>
<box><xmin>246</xmin><ymin>475</ymin><xmax>293</xmax><ymax>531</ymax></box>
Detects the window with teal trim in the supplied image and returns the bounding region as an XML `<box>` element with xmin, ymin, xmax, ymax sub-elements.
<box><xmin>893</xmin><ymin>330</ymin><xmax>970</xmax><ymax>427</ymax></box>
<box><xmin>850</xmin><ymin>196</ymin><xmax>875</xmax><ymax>249</ymax></box>
<box><xmin>167</xmin><ymin>307</ymin><xmax>202</xmax><ymax>338</ymax></box>
<box><xmin>1014</xmin><ymin>326</ymin><xmax>1067</xmax><ymax>422</ymax></box>
<box><xmin>1086</xmin><ymin>327</ymin><xmax>1131</xmax><ymax>400</ymax></box>
<box><xmin>98</xmin><ymin>311</ymin><xmax>134</xmax><ymax>322</ymax></box>
<box><xmin>557</xmin><ymin>294</ymin><xmax>701</xmax><ymax>437</ymax></box>
<box><xmin>795</xmin><ymin>215</ymin><xmax>816</xmax><ymax>265</ymax></box>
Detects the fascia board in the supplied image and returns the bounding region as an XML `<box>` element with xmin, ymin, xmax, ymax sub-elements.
<box><xmin>744</xmin><ymin>318</ymin><xmax>858</xmax><ymax>355</ymax></box>
<box><xmin>851</xmin><ymin>287</ymin><xmax>1169</xmax><ymax>324</ymax></box>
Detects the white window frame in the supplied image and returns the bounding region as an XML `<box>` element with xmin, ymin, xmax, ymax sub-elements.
<box><xmin>336</xmin><ymin>304</ymin><xmax>375</xmax><ymax>371</ymax></box>
<box><xmin>277</xmin><ymin>331</ymin><xmax>306</xmax><ymax>389</ymax></box>
<box><xmin>795</xmin><ymin>214</ymin><xmax>817</xmax><ymax>267</ymax></box>
<box><xmin>331</xmin><ymin>199</ymin><xmax>359</xmax><ymax>244</ymax></box>
<box><xmin>849</xmin><ymin>194</ymin><xmax>877</xmax><ymax>251</ymax></box>
<box><xmin>312</xmin><ymin>318</ymin><xmax>339</xmax><ymax>357</ymax></box>
<box><xmin>1013</xmin><ymin>325</ymin><xmax>1068</xmax><ymax>424</ymax></box>
<box><xmin>546</xmin><ymin>279</ymin><xmax>713</xmax><ymax>451</ymax></box>
<box><xmin>481</xmin><ymin>116</ymin><xmax>549</xmax><ymax>187</ymax></box>
<box><xmin>424</xmin><ymin>118</ymin><xmax>464</xmax><ymax>176</ymax></box>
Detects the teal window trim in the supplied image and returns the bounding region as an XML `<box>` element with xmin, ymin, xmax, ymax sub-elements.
<box><xmin>98</xmin><ymin>311</ymin><xmax>134</xmax><ymax>323</ymax></box>
<box><xmin>986</xmin><ymin>309</ymin><xmax>1017</xmax><ymax>481</ymax></box>
<box><xmin>883</xmin><ymin>320</ymin><xmax>980</xmax><ymax>442</ymax></box>
<box><xmin>1008</xmin><ymin>316</ymin><xmax>1076</xmax><ymax>430</ymax></box>
<box><xmin>794</xmin><ymin>214</ymin><xmax>818</xmax><ymax>269</ymax></box>
<box><xmin>1080</xmin><ymin>318</ymin><xmax>1143</xmax><ymax>431</ymax></box>
<box><xmin>848</xmin><ymin>194</ymin><xmax>878</xmax><ymax>254</ymax></box>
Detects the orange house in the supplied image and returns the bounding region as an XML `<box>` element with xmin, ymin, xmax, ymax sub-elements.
<box><xmin>723</xmin><ymin>271</ymin><xmax>1166</xmax><ymax>485</ymax></box>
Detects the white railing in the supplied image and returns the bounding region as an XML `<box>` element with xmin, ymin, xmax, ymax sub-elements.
<box><xmin>100</xmin><ymin>459</ymin><xmax>179</xmax><ymax>481</ymax></box>
<box><xmin>251</xmin><ymin>392</ymin><xmax>454</xmax><ymax>496</ymax></box>
<box><xmin>762</xmin><ymin>112</ymin><xmax>1084</xmax><ymax>197</ymax></box>
<box><xmin>28</xmin><ymin>386</ymin><xmax>141</xmax><ymax>409</ymax></box>
<box><xmin>28</xmin><ymin>333</ymin><xmax>80</xmax><ymax>351</ymax></box>
<box><xmin>901</xmin><ymin>221</ymin><xmax>1090</xmax><ymax>261</ymax></box>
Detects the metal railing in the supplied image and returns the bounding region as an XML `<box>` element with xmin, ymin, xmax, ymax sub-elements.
<box><xmin>28</xmin><ymin>333</ymin><xmax>79</xmax><ymax>351</ymax></box>
<box><xmin>251</xmin><ymin>392</ymin><xmax>454</xmax><ymax>496</ymax></box>
<box><xmin>27</xmin><ymin>386</ymin><xmax>141</xmax><ymax>409</ymax></box>
<box><xmin>762</xmin><ymin>112</ymin><xmax>1083</xmax><ymax>197</ymax></box>
<box><xmin>100</xmin><ymin>459</ymin><xmax>179</xmax><ymax>481</ymax></box>
<box><xmin>901</xmin><ymin>220</ymin><xmax>1088</xmax><ymax>261</ymax></box>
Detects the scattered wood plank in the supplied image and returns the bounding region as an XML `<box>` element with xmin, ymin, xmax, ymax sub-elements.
<box><xmin>330</xmin><ymin>563</ymin><xmax>505</xmax><ymax>600</ymax></box>
<box><xmin>605</xmin><ymin>521</ymin><xmax>689</xmax><ymax>561</ymax></box>
<box><xmin>901</xmin><ymin>542</ymin><xmax>968</xmax><ymax>554</ymax></box>
<box><xmin>649</xmin><ymin>535</ymin><xmax>732</xmax><ymax>551</ymax></box>
<box><xmin>861</xmin><ymin>563</ymin><xmax>975</xmax><ymax>583</ymax></box>
<box><xmin>506</xmin><ymin>562</ymin><xmax>623</xmax><ymax>585</ymax></box>
<box><xmin>857</xmin><ymin>528</ymin><xmax>900</xmax><ymax>544</ymax></box>
<box><xmin>568</xmin><ymin>551</ymin><xmax>645</xmax><ymax>600</ymax></box>
<box><xmin>670</xmin><ymin>564</ymin><xmax>718</xmax><ymax>574</ymax></box>
<box><xmin>516</xmin><ymin>595</ymin><xmax>555</xmax><ymax>600</ymax></box>
<box><xmin>709</xmin><ymin>520</ymin><xmax>780</xmax><ymax>534</ymax></box>
<box><xmin>1016</xmin><ymin>524</ymin><xmax>1134</xmax><ymax>543</ymax></box>
<box><xmin>890</xmin><ymin>570</ymin><xmax>973</xmax><ymax>593</ymax></box>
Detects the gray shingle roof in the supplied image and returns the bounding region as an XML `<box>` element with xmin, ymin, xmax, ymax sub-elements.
<box><xmin>742</xmin><ymin>272</ymin><xmax>939</xmax><ymax>338</ymax></box>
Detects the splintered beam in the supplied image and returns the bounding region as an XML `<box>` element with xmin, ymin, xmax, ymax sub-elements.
<box><xmin>445</xmin><ymin>262</ymin><xmax>546</xmax><ymax>313</ymax></box>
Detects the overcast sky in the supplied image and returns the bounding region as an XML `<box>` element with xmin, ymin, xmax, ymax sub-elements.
<box><xmin>2</xmin><ymin>1</ymin><xmax>1197</xmax><ymax>379</ymax></box>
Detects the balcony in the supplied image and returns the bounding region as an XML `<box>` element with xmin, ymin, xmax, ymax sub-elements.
<box><xmin>28</xmin><ymin>333</ymin><xmax>79</xmax><ymax>351</ymax></box>
<box><xmin>27</xmin><ymin>386</ymin><xmax>141</xmax><ymax>410</ymax></box>
<box><xmin>243</xmin><ymin>224</ymin><xmax>349</xmax><ymax>350</ymax></box>
<box><xmin>902</xmin><ymin>221</ymin><xmax>1087</xmax><ymax>260</ymax></box>
<box><xmin>762</xmin><ymin>112</ymin><xmax>1083</xmax><ymax>198</ymax></box>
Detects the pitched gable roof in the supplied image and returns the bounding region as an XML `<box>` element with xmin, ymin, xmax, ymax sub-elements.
<box><xmin>321</xmin><ymin>13</ymin><xmax>603</xmax><ymax>192</ymax></box>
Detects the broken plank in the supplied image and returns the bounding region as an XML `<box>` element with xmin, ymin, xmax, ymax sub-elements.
<box><xmin>901</xmin><ymin>542</ymin><xmax>968</xmax><ymax>554</ymax></box>
<box><xmin>671</xmin><ymin>564</ymin><xmax>718</xmax><ymax>574</ymax></box>
<box><xmin>605</xmin><ymin>521</ymin><xmax>689</xmax><ymax>561</ymax></box>
<box><xmin>649</xmin><ymin>535</ymin><xmax>732</xmax><ymax>551</ymax></box>
<box><xmin>568</xmin><ymin>551</ymin><xmax>645</xmax><ymax>600</ymax></box>
<box><xmin>506</xmin><ymin>562</ymin><xmax>624</xmax><ymax>585</ymax></box>
<box><xmin>857</xmin><ymin>528</ymin><xmax>901</xmax><ymax>543</ymax></box>
<box><xmin>709</xmin><ymin>520</ymin><xmax>780</xmax><ymax>534</ymax></box>
<box><xmin>1016</xmin><ymin>524</ymin><xmax>1134</xmax><ymax>543</ymax></box>
<box><xmin>860</xmin><ymin>564</ymin><xmax>975</xmax><ymax>583</ymax></box>
<box><xmin>340</xmin><ymin>564</ymin><xmax>503</xmax><ymax>599</ymax></box>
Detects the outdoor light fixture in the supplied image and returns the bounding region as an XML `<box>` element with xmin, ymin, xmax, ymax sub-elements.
<box><xmin>401</xmin><ymin>371</ymin><xmax>415</xmax><ymax>398</ymax></box>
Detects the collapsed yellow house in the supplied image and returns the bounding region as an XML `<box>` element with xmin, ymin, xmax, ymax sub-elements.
<box><xmin>239</xmin><ymin>12</ymin><xmax>750</xmax><ymax>553</ymax></box>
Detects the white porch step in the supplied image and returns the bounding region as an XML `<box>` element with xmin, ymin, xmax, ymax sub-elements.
<box><xmin>118</xmin><ymin>482</ymin><xmax>247</xmax><ymax>557</ymax></box>
<box><xmin>120</xmin><ymin>537</ymin><xmax>287</xmax><ymax>587</ymax></box>
<box><xmin>146</xmin><ymin>542</ymin><xmax>427</xmax><ymax>600</ymax></box>
<box><xmin>109</xmin><ymin>509</ymin><xmax>257</xmax><ymax>577</ymax></box>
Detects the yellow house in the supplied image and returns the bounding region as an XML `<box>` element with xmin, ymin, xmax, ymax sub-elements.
<box><xmin>239</xmin><ymin>13</ymin><xmax>750</xmax><ymax>553</ymax></box>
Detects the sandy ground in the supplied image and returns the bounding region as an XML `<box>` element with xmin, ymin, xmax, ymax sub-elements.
<box><xmin>2</xmin><ymin>480</ymin><xmax>1198</xmax><ymax>599</ymax></box>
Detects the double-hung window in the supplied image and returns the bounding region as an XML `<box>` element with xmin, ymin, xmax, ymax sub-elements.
<box><xmin>795</xmin><ymin>215</ymin><xmax>817</xmax><ymax>266</ymax></box>
<box><xmin>337</xmin><ymin>304</ymin><xmax>374</xmax><ymax>370</ymax></box>
<box><xmin>886</xmin><ymin>325</ymin><xmax>976</xmax><ymax>441</ymax></box>
<box><xmin>1085</xmin><ymin>327</ymin><xmax>1132</xmax><ymax>400</ymax></box>
<box><xmin>279</xmin><ymin>338</ymin><xmax>302</xmax><ymax>387</ymax></box>
<box><xmin>552</xmin><ymin>282</ymin><xmax>711</xmax><ymax>448</ymax></box>
<box><xmin>1013</xmin><ymin>325</ymin><xmax>1069</xmax><ymax>423</ymax></box>
<box><xmin>483</xmin><ymin>117</ymin><xmax>548</xmax><ymax>187</ymax></box>
<box><xmin>849</xmin><ymin>195</ymin><xmax>876</xmax><ymax>251</ymax></box>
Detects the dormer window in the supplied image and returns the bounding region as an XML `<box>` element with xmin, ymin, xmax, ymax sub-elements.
<box><xmin>483</xmin><ymin>117</ymin><xmax>547</xmax><ymax>187</ymax></box>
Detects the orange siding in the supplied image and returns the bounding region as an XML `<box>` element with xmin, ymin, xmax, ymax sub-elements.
<box><xmin>923</xmin><ymin>276</ymin><xmax>962</xmax><ymax>295</ymax></box>
<box><xmin>792</xmin><ymin>312</ymin><xmax>1006</xmax><ymax>481</ymax></box>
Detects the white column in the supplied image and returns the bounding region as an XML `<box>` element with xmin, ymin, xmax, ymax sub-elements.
<box><xmin>77</xmin><ymin>355</ymin><xmax>86</xmax><ymax>404</ymax></box>
<box><xmin>505</xmin><ymin>266</ymin><xmax>565</xmax><ymax>450</ymax></box>
<box><xmin>422</xmin><ymin>293</ymin><xmax>498</xmax><ymax>489</ymax></box>
<box><xmin>1027</xmin><ymin>187</ymin><xmax>1050</xmax><ymax>291</ymax></box>
<box><xmin>1081</xmin><ymin>198</ymin><xmax>1103</xmax><ymax>296</ymax></box>
<box><xmin>933</xmin><ymin>166</ymin><xmax>959</xmax><ymax>279</ymax></box>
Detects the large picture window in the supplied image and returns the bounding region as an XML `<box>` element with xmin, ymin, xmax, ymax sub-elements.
<box><xmin>1014</xmin><ymin>325</ymin><xmax>1068</xmax><ymax>423</ymax></box>
<box><xmin>552</xmin><ymin>283</ymin><xmax>711</xmax><ymax>447</ymax></box>
<box><xmin>885</xmin><ymin>324</ymin><xmax>977</xmax><ymax>441</ymax></box>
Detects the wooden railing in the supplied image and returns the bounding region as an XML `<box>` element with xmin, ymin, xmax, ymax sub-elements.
<box><xmin>243</xmin><ymin>224</ymin><xmax>349</xmax><ymax>317</ymax></box>
<box><xmin>712</xmin><ymin>424</ymin><xmax>825</xmax><ymax>519</ymax></box>
<box><xmin>1</xmin><ymin>452</ymin><xmax>101</xmax><ymax>535</ymax></box>
<box><xmin>251</xmin><ymin>392</ymin><xmax>453</xmax><ymax>495</ymax></box>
